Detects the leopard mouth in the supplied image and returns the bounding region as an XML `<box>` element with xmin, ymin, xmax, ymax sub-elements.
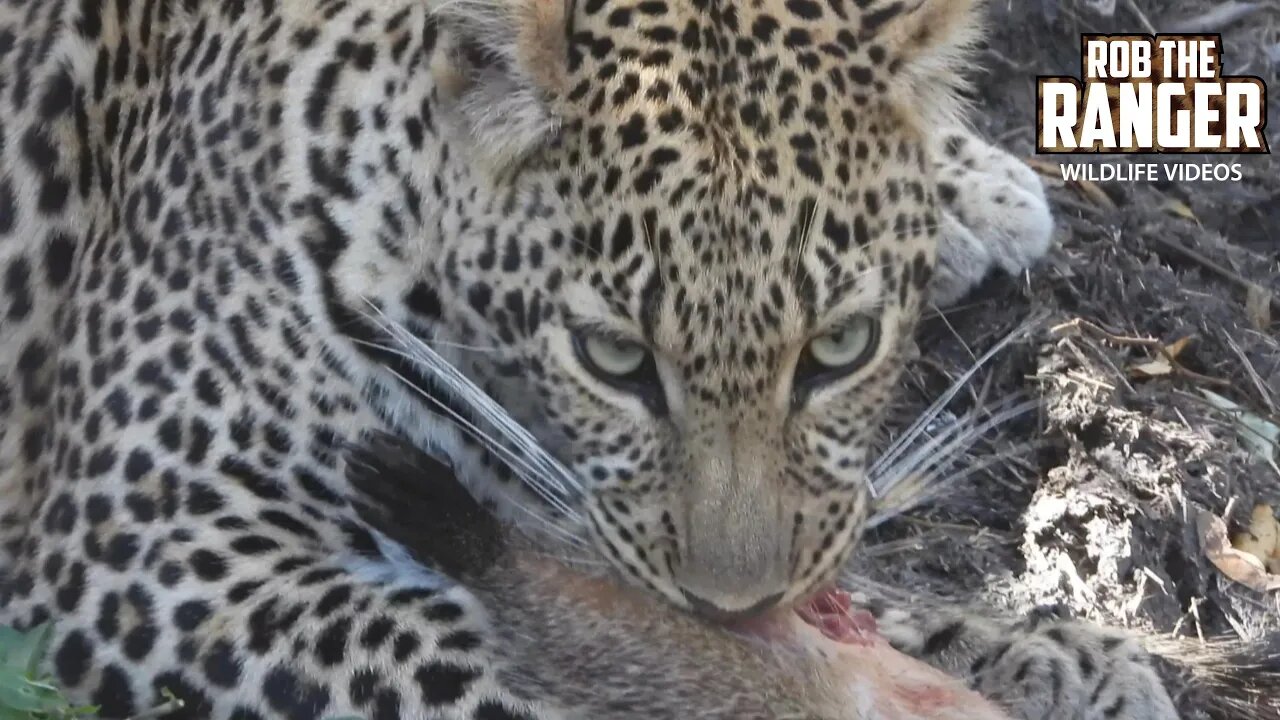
<box><xmin>727</xmin><ymin>586</ymin><xmax>880</xmax><ymax>647</ymax></box>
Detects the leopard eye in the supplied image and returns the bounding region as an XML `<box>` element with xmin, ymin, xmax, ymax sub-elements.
<box><xmin>807</xmin><ymin>317</ymin><xmax>877</xmax><ymax>369</ymax></box>
<box><xmin>793</xmin><ymin>316</ymin><xmax>881</xmax><ymax>404</ymax></box>
<box><xmin>582</xmin><ymin>335</ymin><xmax>648</xmax><ymax>376</ymax></box>
<box><xmin>571</xmin><ymin>331</ymin><xmax>668</xmax><ymax>415</ymax></box>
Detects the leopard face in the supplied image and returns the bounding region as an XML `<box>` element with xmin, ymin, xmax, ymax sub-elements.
<box><xmin>271</xmin><ymin>0</ymin><xmax>979</xmax><ymax>619</ymax></box>
<box><xmin>361</xmin><ymin>0</ymin><xmax>984</xmax><ymax>620</ymax></box>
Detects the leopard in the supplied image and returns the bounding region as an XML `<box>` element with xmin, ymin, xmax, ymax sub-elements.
<box><xmin>0</xmin><ymin>0</ymin><xmax>1262</xmax><ymax>717</ymax></box>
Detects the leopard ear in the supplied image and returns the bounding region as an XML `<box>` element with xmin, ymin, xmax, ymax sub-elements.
<box><xmin>861</xmin><ymin>0</ymin><xmax>984</xmax><ymax>128</ymax></box>
<box><xmin>433</xmin><ymin>0</ymin><xmax>572</xmax><ymax>167</ymax></box>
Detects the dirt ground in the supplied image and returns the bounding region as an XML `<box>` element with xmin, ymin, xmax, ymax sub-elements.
<box><xmin>858</xmin><ymin>1</ymin><xmax>1280</xmax><ymax>717</ymax></box>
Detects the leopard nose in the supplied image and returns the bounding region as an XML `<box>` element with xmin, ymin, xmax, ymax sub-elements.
<box><xmin>681</xmin><ymin>589</ymin><xmax>784</xmax><ymax>623</ymax></box>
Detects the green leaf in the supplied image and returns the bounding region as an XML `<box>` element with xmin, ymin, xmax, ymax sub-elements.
<box><xmin>1201</xmin><ymin>389</ymin><xmax>1280</xmax><ymax>464</ymax></box>
<box><xmin>0</xmin><ymin>623</ymin><xmax>54</xmax><ymax>679</ymax></box>
<box><xmin>0</xmin><ymin>626</ymin><xmax>26</xmax><ymax>668</ymax></box>
<box><xmin>15</xmin><ymin>624</ymin><xmax>52</xmax><ymax>679</ymax></box>
<box><xmin>0</xmin><ymin>670</ymin><xmax>66</xmax><ymax>713</ymax></box>
<box><xmin>0</xmin><ymin>705</ymin><xmax>31</xmax><ymax>720</ymax></box>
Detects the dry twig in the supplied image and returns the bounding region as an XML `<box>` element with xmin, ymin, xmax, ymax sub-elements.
<box><xmin>1052</xmin><ymin>317</ymin><xmax>1234</xmax><ymax>387</ymax></box>
<box><xmin>1051</xmin><ymin>317</ymin><xmax>1162</xmax><ymax>349</ymax></box>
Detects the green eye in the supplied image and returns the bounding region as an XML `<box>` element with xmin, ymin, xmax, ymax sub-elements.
<box><xmin>793</xmin><ymin>316</ymin><xmax>881</xmax><ymax>404</ymax></box>
<box><xmin>582</xmin><ymin>335</ymin><xmax>648</xmax><ymax>376</ymax></box>
<box><xmin>807</xmin><ymin>317</ymin><xmax>877</xmax><ymax>369</ymax></box>
<box><xmin>571</xmin><ymin>330</ymin><xmax>667</xmax><ymax>415</ymax></box>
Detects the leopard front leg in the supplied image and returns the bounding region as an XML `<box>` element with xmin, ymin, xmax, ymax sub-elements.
<box><xmin>927</xmin><ymin>129</ymin><xmax>1055</xmax><ymax>307</ymax></box>
<box><xmin>866</xmin><ymin>601</ymin><xmax>1178</xmax><ymax>720</ymax></box>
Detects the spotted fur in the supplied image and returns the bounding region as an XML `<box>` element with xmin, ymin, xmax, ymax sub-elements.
<box><xmin>0</xmin><ymin>0</ymin><xmax>1210</xmax><ymax>717</ymax></box>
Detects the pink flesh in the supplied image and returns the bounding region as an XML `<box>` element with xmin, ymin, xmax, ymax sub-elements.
<box><xmin>724</xmin><ymin>586</ymin><xmax>1009</xmax><ymax>718</ymax></box>
<box><xmin>727</xmin><ymin>586</ymin><xmax>878</xmax><ymax>645</ymax></box>
<box><xmin>796</xmin><ymin>589</ymin><xmax>1010</xmax><ymax>717</ymax></box>
<box><xmin>796</xmin><ymin>587</ymin><xmax>879</xmax><ymax>646</ymax></box>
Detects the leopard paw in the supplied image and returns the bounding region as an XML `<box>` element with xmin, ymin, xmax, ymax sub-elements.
<box><xmin>865</xmin><ymin>601</ymin><xmax>1177</xmax><ymax>720</ymax></box>
<box><xmin>928</xmin><ymin>129</ymin><xmax>1054</xmax><ymax>306</ymax></box>
<box><xmin>971</xmin><ymin>620</ymin><xmax>1175</xmax><ymax>720</ymax></box>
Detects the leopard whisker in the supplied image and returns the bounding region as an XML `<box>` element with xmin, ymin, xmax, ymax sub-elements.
<box><xmin>384</xmin><ymin>365</ymin><xmax>584</xmax><ymax>526</ymax></box>
<box><xmin>356</xmin><ymin>308</ymin><xmax>591</xmax><ymax>547</ymax></box>
<box><xmin>877</xmin><ymin>395</ymin><xmax>1035</xmax><ymax>488</ymax></box>
<box><xmin>869</xmin><ymin>397</ymin><xmax>1037</xmax><ymax>510</ymax></box>
<box><xmin>872</xmin><ymin>315</ymin><xmax>1041</xmax><ymax>476</ymax></box>
<box><xmin>352</xmin><ymin>337</ymin><xmax>573</xmax><ymax>511</ymax></box>
<box><xmin>364</xmin><ymin>304</ymin><xmax>585</xmax><ymax>498</ymax></box>
<box><xmin>866</xmin><ymin>438</ymin><xmax>1044</xmax><ymax>530</ymax></box>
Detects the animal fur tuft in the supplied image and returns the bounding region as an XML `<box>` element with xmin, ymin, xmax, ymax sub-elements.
<box><xmin>874</xmin><ymin>0</ymin><xmax>986</xmax><ymax>137</ymax></box>
<box><xmin>430</xmin><ymin>0</ymin><xmax>570</xmax><ymax>167</ymax></box>
<box><xmin>1145</xmin><ymin>632</ymin><xmax>1280</xmax><ymax>720</ymax></box>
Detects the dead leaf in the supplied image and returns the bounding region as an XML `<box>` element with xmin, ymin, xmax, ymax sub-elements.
<box><xmin>1246</xmin><ymin>283</ymin><xmax>1273</xmax><ymax>330</ymax></box>
<box><xmin>1163</xmin><ymin>335</ymin><xmax>1194</xmax><ymax>361</ymax></box>
<box><xmin>1024</xmin><ymin>158</ymin><xmax>1060</xmax><ymax>178</ymax></box>
<box><xmin>1128</xmin><ymin>335</ymin><xmax>1196</xmax><ymax>379</ymax></box>
<box><xmin>1162</xmin><ymin>199</ymin><xmax>1200</xmax><ymax>224</ymax></box>
<box><xmin>1129</xmin><ymin>356</ymin><xmax>1173</xmax><ymax>378</ymax></box>
<box><xmin>1231</xmin><ymin>504</ymin><xmax>1279</xmax><ymax>562</ymax></box>
<box><xmin>1074</xmin><ymin>179</ymin><xmax>1117</xmax><ymax>210</ymax></box>
<box><xmin>1198</xmin><ymin>510</ymin><xmax>1280</xmax><ymax>593</ymax></box>
<box><xmin>1022</xmin><ymin>158</ymin><xmax>1116</xmax><ymax>209</ymax></box>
